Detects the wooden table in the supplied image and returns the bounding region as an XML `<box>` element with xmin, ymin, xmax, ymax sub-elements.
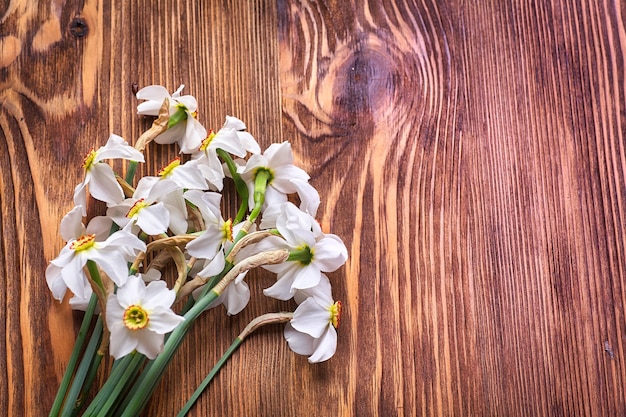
<box><xmin>1</xmin><ymin>1</ymin><xmax>625</xmax><ymax>415</ymax></box>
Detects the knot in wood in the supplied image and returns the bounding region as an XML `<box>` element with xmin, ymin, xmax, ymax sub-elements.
<box><xmin>69</xmin><ymin>17</ymin><xmax>89</xmax><ymax>39</ymax></box>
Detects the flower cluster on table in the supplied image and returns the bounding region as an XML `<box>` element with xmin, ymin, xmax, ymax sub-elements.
<box><xmin>46</xmin><ymin>85</ymin><xmax>348</xmax><ymax>417</ymax></box>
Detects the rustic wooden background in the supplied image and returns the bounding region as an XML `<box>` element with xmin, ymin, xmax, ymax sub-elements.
<box><xmin>1</xmin><ymin>0</ymin><xmax>625</xmax><ymax>416</ymax></box>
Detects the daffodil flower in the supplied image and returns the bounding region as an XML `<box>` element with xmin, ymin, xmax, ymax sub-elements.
<box><xmin>158</xmin><ymin>157</ymin><xmax>207</xmax><ymax>190</ymax></box>
<box><xmin>136</xmin><ymin>84</ymin><xmax>207</xmax><ymax>153</ymax></box>
<box><xmin>106</xmin><ymin>275</ymin><xmax>184</xmax><ymax>359</ymax></box>
<box><xmin>107</xmin><ymin>176</ymin><xmax>186</xmax><ymax>236</ymax></box>
<box><xmin>184</xmin><ymin>190</ymin><xmax>232</xmax><ymax>276</ymax></box>
<box><xmin>192</xmin><ymin>116</ymin><xmax>260</xmax><ymax>190</ymax></box>
<box><xmin>46</xmin><ymin>205</ymin><xmax>146</xmax><ymax>300</ymax></box>
<box><xmin>284</xmin><ymin>274</ymin><xmax>341</xmax><ymax>363</ymax></box>
<box><xmin>73</xmin><ymin>134</ymin><xmax>145</xmax><ymax>215</ymax></box>
<box><xmin>259</xmin><ymin>202</ymin><xmax>348</xmax><ymax>300</ymax></box>
<box><xmin>240</xmin><ymin>142</ymin><xmax>320</xmax><ymax>217</ymax></box>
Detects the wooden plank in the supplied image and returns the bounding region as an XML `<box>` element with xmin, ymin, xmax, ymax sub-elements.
<box><xmin>1</xmin><ymin>0</ymin><xmax>625</xmax><ymax>416</ymax></box>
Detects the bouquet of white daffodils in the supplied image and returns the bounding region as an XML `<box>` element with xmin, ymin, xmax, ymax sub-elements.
<box><xmin>46</xmin><ymin>85</ymin><xmax>347</xmax><ymax>417</ymax></box>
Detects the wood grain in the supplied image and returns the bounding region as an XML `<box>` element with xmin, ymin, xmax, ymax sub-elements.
<box><xmin>1</xmin><ymin>0</ymin><xmax>625</xmax><ymax>416</ymax></box>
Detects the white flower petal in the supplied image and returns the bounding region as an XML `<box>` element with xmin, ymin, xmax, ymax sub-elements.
<box><xmin>313</xmin><ymin>235</ymin><xmax>348</xmax><ymax>272</ymax></box>
<box><xmin>284</xmin><ymin>323</ymin><xmax>315</xmax><ymax>356</ymax></box>
<box><xmin>60</xmin><ymin>206</ymin><xmax>86</xmax><ymax>242</ymax></box>
<box><xmin>90</xmin><ymin>250</ymin><xmax>130</xmax><ymax>287</ymax></box>
<box><xmin>223</xmin><ymin>280</ymin><xmax>250</xmax><ymax>315</ymax></box>
<box><xmin>264</xmin><ymin>142</ymin><xmax>293</xmax><ymax>166</ymax></box>
<box><xmin>45</xmin><ymin>263</ymin><xmax>68</xmax><ymax>301</ymax></box>
<box><xmin>134</xmin><ymin>329</ymin><xmax>164</xmax><ymax>359</ymax></box>
<box><xmin>146</xmin><ymin>307</ymin><xmax>184</xmax><ymax>334</ymax></box>
<box><xmin>115</xmin><ymin>274</ymin><xmax>145</xmax><ymax>307</ymax></box>
<box><xmin>290</xmin><ymin>263</ymin><xmax>321</xmax><ymax>291</ymax></box>
<box><xmin>263</xmin><ymin>269</ymin><xmax>298</xmax><ymax>301</ymax></box>
<box><xmin>87</xmin><ymin>163</ymin><xmax>124</xmax><ymax>205</ymax></box>
<box><xmin>73</xmin><ymin>182</ymin><xmax>88</xmax><ymax>215</ymax></box>
<box><xmin>136</xmin><ymin>85</ymin><xmax>170</xmax><ymax>101</ymax></box>
<box><xmin>142</xmin><ymin>280</ymin><xmax>174</xmax><ymax>309</ymax></box>
<box><xmin>136</xmin><ymin>203</ymin><xmax>170</xmax><ymax>235</ymax></box>
<box><xmin>97</xmin><ymin>134</ymin><xmax>144</xmax><ymax>162</ymax></box>
<box><xmin>107</xmin><ymin>323</ymin><xmax>138</xmax><ymax>359</ymax></box>
<box><xmin>291</xmin><ymin>297</ymin><xmax>331</xmax><ymax>338</ymax></box>
<box><xmin>307</xmin><ymin>325</ymin><xmax>337</xmax><ymax>363</ymax></box>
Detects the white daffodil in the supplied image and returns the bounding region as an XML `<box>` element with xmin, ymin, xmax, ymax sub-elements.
<box><xmin>184</xmin><ymin>190</ymin><xmax>232</xmax><ymax>276</ymax></box>
<box><xmin>136</xmin><ymin>84</ymin><xmax>207</xmax><ymax>153</ymax></box>
<box><xmin>106</xmin><ymin>275</ymin><xmax>184</xmax><ymax>359</ymax></box>
<box><xmin>192</xmin><ymin>116</ymin><xmax>260</xmax><ymax>190</ymax></box>
<box><xmin>193</xmin><ymin>270</ymin><xmax>250</xmax><ymax>316</ymax></box>
<box><xmin>107</xmin><ymin>176</ymin><xmax>186</xmax><ymax>236</ymax></box>
<box><xmin>73</xmin><ymin>134</ymin><xmax>145</xmax><ymax>215</ymax></box>
<box><xmin>259</xmin><ymin>202</ymin><xmax>347</xmax><ymax>300</ymax></box>
<box><xmin>157</xmin><ymin>157</ymin><xmax>207</xmax><ymax>190</ymax></box>
<box><xmin>46</xmin><ymin>206</ymin><xmax>146</xmax><ymax>300</ymax></box>
<box><xmin>240</xmin><ymin>142</ymin><xmax>320</xmax><ymax>216</ymax></box>
<box><xmin>284</xmin><ymin>274</ymin><xmax>341</xmax><ymax>363</ymax></box>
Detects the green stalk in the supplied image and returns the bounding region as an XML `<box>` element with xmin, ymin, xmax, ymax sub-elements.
<box><xmin>176</xmin><ymin>338</ymin><xmax>243</xmax><ymax>417</ymax></box>
<box><xmin>124</xmin><ymin>160</ymin><xmax>139</xmax><ymax>184</ymax></box>
<box><xmin>248</xmin><ymin>169</ymin><xmax>270</xmax><ymax>222</ymax></box>
<box><xmin>48</xmin><ymin>294</ymin><xmax>99</xmax><ymax>417</ymax></box>
<box><xmin>94</xmin><ymin>353</ymin><xmax>145</xmax><ymax>417</ymax></box>
<box><xmin>60</xmin><ymin>318</ymin><xmax>103</xmax><ymax>417</ymax></box>
<box><xmin>79</xmin><ymin>353</ymin><xmax>136</xmax><ymax>415</ymax></box>
<box><xmin>70</xmin><ymin>351</ymin><xmax>104</xmax><ymax>417</ymax></box>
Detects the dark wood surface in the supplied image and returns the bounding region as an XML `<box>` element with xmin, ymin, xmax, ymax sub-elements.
<box><xmin>1</xmin><ymin>1</ymin><xmax>625</xmax><ymax>415</ymax></box>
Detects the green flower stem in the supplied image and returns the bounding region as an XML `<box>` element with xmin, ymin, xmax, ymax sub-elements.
<box><xmin>60</xmin><ymin>317</ymin><xmax>103</xmax><ymax>417</ymax></box>
<box><xmin>177</xmin><ymin>312</ymin><xmax>293</xmax><ymax>416</ymax></box>
<box><xmin>248</xmin><ymin>169</ymin><xmax>271</xmax><ymax>223</ymax></box>
<box><xmin>48</xmin><ymin>294</ymin><xmax>99</xmax><ymax>417</ymax></box>
<box><xmin>216</xmin><ymin>148</ymin><xmax>249</xmax><ymax>223</ymax></box>
<box><xmin>70</xmin><ymin>351</ymin><xmax>104</xmax><ymax>417</ymax></box>
<box><xmin>287</xmin><ymin>246</ymin><xmax>313</xmax><ymax>264</ymax></box>
<box><xmin>176</xmin><ymin>338</ymin><xmax>243</xmax><ymax>417</ymax></box>
<box><xmin>168</xmin><ymin>107</ymin><xmax>188</xmax><ymax>128</ymax></box>
<box><xmin>80</xmin><ymin>353</ymin><xmax>137</xmax><ymax>415</ymax></box>
<box><xmin>86</xmin><ymin>260</ymin><xmax>106</xmax><ymax>295</ymax></box>
<box><xmin>124</xmin><ymin>160</ymin><xmax>139</xmax><ymax>184</ymax></box>
<box><xmin>94</xmin><ymin>352</ymin><xmax>145</xmax><ymax>417</ymax></box>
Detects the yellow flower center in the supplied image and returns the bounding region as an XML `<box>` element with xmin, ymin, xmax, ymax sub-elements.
<box><xmin>159</xmin><ymin>158</ymin><xmax>180</xmax><ymax>178</ymax></box>
<box><xmin>123</xmin><ymin>304</ymin><xmax>149</xmax><ymax>330</ymax></box>
<box><xmin>127</xmin><ymin>198</ymin><xmax>148</xmax><ymax>218</ymax></box>
<box><xmin>82</xmin><ymin>149</ymin><xmax>97</xmax><ymax>170</ymax></box>
<box><xmin>70</xmin><ymin>234</ymin><xmax>96</xmax><ymax>252</ymax></box>
<box><xmin>329</xmin><ymin>301</ymin><xmax>342</xmax><ymax>329</ymax></box>
<box><xmin>199</xmin><ymin>130</ymin><xmax>216</xmax><ymax>151</ymax></box>
<box><xmin>221</xmin><ymin>218</ymin><xmax>233</xmax><ymax>242</ymax></box>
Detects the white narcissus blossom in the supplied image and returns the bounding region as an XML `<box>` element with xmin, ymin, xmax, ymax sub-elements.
<box><xmin>46</xmin><ymin>206</ymin><xmax>146</xmax><ymax>300</ymax></box>
<box><xmin>184</xmin><ymin>190</ymin><xmax>231</xmax><ymax>277</ymax></box>
<box><xmin>284</xmin><ymin>274</ymin><xmax>341</xmax><ymax>363</ymax></box>
<box><xmin>106</xmin><ymin>275</ymin><xmax>184</xmax><ymax>359</ymax></box>
<box><xmin>73</xmin><ymin>134</ymin><xmax>145</xmax><ymax>215</ymax></box>
<box><xmin>136</xmin><ymin>85</ymin><xmax>207</xmax><ymax>153</ymax></box>
<box><xmin>259</xmin><ymin>202</ymin><xmax>348</xmax><ymax>301</ymax></box>
<box><xmin>240</xmin><ymin>142</ymin><xmax>320</xmax><ymax>217</ymax></box>
<box><xmin>192</xmin><ymin>116</ymin><xmax>260</xmax><ymax>191</ymax></box>
<box><xmin>158</xmin><ymin>157</ymin><xmax>207</xmax><ymax>190</ymax></box>
<box><xmin>107</xmin><ymin>176</ymin><xmax>185</xmax><ymax>236</ymax></box>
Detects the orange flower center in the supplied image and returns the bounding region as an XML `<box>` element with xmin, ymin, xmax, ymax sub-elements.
<box><xmin>70</xmin><ymin>234</ymin><xmax>96</xmax><ymax>252</ymax></box>
<box><xmin>123</xmin><ymin>304</ymin><xmax>149</xmax><ymax>330</ymax></box>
